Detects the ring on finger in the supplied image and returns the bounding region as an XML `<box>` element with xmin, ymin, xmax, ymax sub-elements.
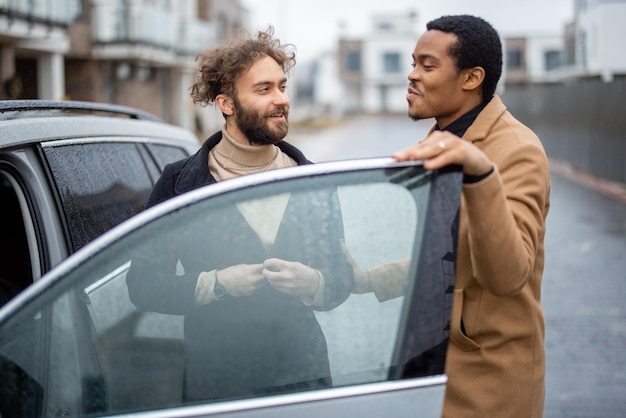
<box><xmin>437</xmin><ymin>140</ymin><xmax>446</xmax><ymax>151</ymax></box>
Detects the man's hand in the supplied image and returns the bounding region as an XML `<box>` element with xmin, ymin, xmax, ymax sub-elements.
<box><xmin>263</xmin><ymin>258</ymin><xmax>321</xmax><ymax>298</ymax></box>
<box><xmin>340</xmin><ymin>240</ymin><xmax>371</xmax><ymax>294</ymax></box>
<box><xmin>393</xmin><ymin>131</ymin><xmax>492</xmax><ymax>176</ymax></box>
<box><xmin>217</xmin><ymin>263</ymin><xmax>265</xmax><ymax>297</ymax></box>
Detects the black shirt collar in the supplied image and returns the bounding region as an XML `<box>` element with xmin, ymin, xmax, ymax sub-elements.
<box><xmin>435</xmin><ymin>99</ymin><xmax>490</xmax><ymax>137</ymax></box>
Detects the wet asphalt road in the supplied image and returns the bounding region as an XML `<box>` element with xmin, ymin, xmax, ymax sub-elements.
<box><xmin>290</xmin><ymin>114</ymin><xmax>626</xmax><ymax>418</ymax></box>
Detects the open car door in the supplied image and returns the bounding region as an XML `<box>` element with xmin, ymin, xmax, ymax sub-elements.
<box><xmin>0</xmin><ymin>158</ymin><xmax>461</xmax><ymax>417</ymax></box>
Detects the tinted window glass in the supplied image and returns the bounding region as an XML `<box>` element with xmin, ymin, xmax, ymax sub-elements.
<box><xmin>0</xmin><ymin>164</ymin><xmax>460</xmax><ymax>416</ymax></box>
<box><xmin>137</xmin><ymin>145</ymin><xmax>161</xmax><ymax>182</ymax></box>
<box><xmin>43</xmin><ymin>143</ymin><xmax>153</xmax><ymax>251</ymax></box>
<box><xmin>146</xmin><ymin>143</ymin><xmax>191</xmax><ymax>171</ymax></box>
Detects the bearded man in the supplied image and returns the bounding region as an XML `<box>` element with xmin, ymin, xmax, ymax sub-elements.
<box><xmin>126</xmin><ymin>28</ymin><xmax>352</xmax><ymax>403</ymax></box>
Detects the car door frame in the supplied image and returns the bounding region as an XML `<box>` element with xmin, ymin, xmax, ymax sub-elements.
<box><xmin>0</xmin><ymin>157</ymin><xmax>462</xmax><ymax>418</ymax></box>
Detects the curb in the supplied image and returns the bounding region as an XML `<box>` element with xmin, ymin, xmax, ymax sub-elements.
<box><xmin>550</xmin><ymin>159</ymin><xmax>626</xmax><ymax>205</ymax></box>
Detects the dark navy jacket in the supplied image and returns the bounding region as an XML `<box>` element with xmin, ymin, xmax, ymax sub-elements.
<box><xmin>127</xmin><ymin>132</ymin><xmax>353</xmax><ymax>402</ymax></box>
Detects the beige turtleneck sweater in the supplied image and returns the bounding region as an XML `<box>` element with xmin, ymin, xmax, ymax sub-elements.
<box><xmin>194</xmin><ymin>127</ymin><xmax>324</xmax><ymax>306</ymax></box>
<box><xmin>208</xmin><ymin>127</ymin><xmax>297</xmax><ymax>181</ymax></box>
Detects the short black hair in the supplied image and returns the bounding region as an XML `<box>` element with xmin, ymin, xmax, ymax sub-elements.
<box><xmin>426</xmin><ymin>15</ymin><xmax>502</xmax><ymax>101</ymax></box>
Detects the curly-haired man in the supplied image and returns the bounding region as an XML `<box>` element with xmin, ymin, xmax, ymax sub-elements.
<box><xmin>127</xmin><ymin>27</ymin><xmax>352</xmax><ymax>403</ymax></box>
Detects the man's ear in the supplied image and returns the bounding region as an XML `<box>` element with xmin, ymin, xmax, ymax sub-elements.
<box><xmin>216</xmin><ymin>94</ymin><xmax>234</xmax><ymax>116</ymax></box>
<box><xmin>463</xmin><ymin>67</ymin><xmax>485</xmax><ymax>92</ymax></box>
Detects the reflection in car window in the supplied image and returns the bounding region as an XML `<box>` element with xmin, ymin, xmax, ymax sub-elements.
<box><xmin>126</xmin><ymin>185</ymin><xmax>353</xmax><ymax>403</ymax></box>
<box><xmin>43</xmin><ymin>143</ymin><xmax>154</xmax><ymax>251</ymax></box>
<box><xmin>0</xmin><ymin>165</ymin><xmax>451</xmax><ymax>416</ymax></box>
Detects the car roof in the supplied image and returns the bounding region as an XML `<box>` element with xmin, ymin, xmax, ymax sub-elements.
<box><xmin>0</xmin><ymin>100</ymin><xmax>200</xmax><ymax>150</ymax></box>
<box><xmin>0</xmin><ymin>100</ymin><xmax>162</xmax><ymax>121</ymax></box>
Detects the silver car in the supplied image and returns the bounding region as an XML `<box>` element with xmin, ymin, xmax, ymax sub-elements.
<box><xmin>0</xmin><ymin>153</ymin><xmax>462</xmax><ymax>416</ymax></box>
<box><xmin>0</xmin><ymin>100</ymin><xmax>199</xmax><ymax>303</ymax></box>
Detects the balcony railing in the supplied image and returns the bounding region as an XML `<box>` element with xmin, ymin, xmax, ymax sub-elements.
<box><xmin>92</xmin><ymin>3</ymin><xmax>214</xmax><ymax>56</ymax></box>
<box><xmin>0</xmin><ymin>0</ymin><xmax>81</xmax><ymax>25</ymax></box>
<box><xmin>179</xmin><ymin>18</ymin><xmax>214</xmax><ymax>56</ymax></box>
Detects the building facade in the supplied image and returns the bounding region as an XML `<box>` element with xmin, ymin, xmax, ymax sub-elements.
<box><xmin>0</xmin><ymin>0</ymin><xmax>249</xmax><ymax>136</ymax></box>
<box><xmin>574</xmin><ymin>0</ymin><xmax>626</xmax><ymax>81</ymax></box>
<box><xmin>503</xmin><ymin>0</ymin><xmax>626</xmax><ymax>85</ymax></box>
<box><xmin>504</xmin><ymin>35</ymin><xmax>565</xmax><ymax>84</ymax></box>
<box><xmin>337</xmin><ymin>11</ymin><xmax>419</xmax><ymax>115</ymax></box>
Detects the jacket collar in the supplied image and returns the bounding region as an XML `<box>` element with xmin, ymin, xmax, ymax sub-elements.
<box><xmin>174</xmin><ymin>131</ymin><xmax>311</xmax><ymax>195</ymax></box>
<box><xmin>463</xmin><ymin>95</ymin><xmax>508</xmax><ymax>143</ymax></box>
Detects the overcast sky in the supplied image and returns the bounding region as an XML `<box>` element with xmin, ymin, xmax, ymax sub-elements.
<box><xmin>241</xmin><ymin>0</ymin><xmax>574</xmax><ymax>63</ymax></box>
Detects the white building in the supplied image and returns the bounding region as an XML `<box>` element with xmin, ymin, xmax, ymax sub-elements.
<box><xmin>360</xmin><ymin>11</ymin><xmax>420</xmax><ymax>113</ymax></box>
<box><xmin>504</xmin><ymin>0</ymin><xmax>626</xmax><ymax>84</ymax></box>
<box><xmin>292</xmin><ymin>50</ymin><xmax>345</xmax><ymax>122</ymax></box>
<box><xmin>0</xmin><ymin>0</ymin><xmax>249</xmax><ymax>136</ymax></box>
<box><xmin>575</xmin><ymin>0</ymin><xmax>626</xmax><ymax>81</ymax></box>
<box><xmin>504</xmin><ymin>34</ymin><xmax>565</xmax><ymax>84</ymax></box>
<box><xmin>299</xmin><ymin>9</ymin><xmax>420</xmax><ymax>117</ymax></box>
<box><xmin>0</xmin><ymin>1</ymin><xmax>81</xmax><ymax>100</ymax></box>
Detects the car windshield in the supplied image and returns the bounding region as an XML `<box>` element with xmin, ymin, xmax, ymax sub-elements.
<box><xmin>0</xmin><ymin>160</ymin><xmax>461</xmax><ymax>416</ymax></box>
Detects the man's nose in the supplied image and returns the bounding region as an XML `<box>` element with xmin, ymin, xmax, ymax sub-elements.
<box><xmin>273</xmin><ymin>89</ymin><xmax>289</xmax><ymax>106</ymax></box>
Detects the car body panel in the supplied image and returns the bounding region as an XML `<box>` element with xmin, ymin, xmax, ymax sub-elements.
<box><xmin>0</xmin><ymin>115</ymin><xmax>199</xmax><ymax>149</ymax></box>
<box><xmin>112</xmin><ymin>379</ymin><xmax>446</xmax><ymax>418</ymax></box>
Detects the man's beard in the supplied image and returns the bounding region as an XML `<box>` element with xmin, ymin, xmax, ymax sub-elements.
<box><xmin>408</xmin><ymin>110</ymin><xmax>421</xmax><ymax>122</ymax></box>
<box><xmin>407</xmin><ymin>100</ymin><xmax>421</xmax><ymax>122</ymax></box>
<box><xmin>232</xmin><ymin>97</ymin><xmax>289</xmax><ymax>145</ymax></box>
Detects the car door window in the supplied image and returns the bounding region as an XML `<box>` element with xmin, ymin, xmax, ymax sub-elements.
<box><xmin>42</xmin><ymin>143</ymin><xmax>154</xmax><ymax>251</ymax></box>
<box><xmin>146</xmin><ymin>143</ymin><xmax>191</xmax><ymax>171</ymax></box>
<box><xmin>0</xmin><ymin>161</ymin><xmax>461</xmax><ymax>417</ymax></box>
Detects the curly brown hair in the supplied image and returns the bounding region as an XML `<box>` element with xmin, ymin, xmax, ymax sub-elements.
<box><xmin>190</xmin><ymin>27</ymin><xmax>296</xmax><ymax>106</ymax></box>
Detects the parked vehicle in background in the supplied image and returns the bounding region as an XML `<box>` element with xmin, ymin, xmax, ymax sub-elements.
<box><xmin>0</xmin><ymin>100</ymin><xmax>200</xmax><ymax>304</ymax></box>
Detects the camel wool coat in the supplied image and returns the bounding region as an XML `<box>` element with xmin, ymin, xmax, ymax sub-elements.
<box><xmin>443</xmin><ymin>96</ymin><xmax>551</xmax><ymax>417</ymax></box>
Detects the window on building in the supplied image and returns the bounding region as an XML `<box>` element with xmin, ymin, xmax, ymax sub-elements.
<box><xmin>506</xmin><ymin>50</ymin><xmax>523</xmax><ymax>69</ymax></box>
<box><xmin>382</xmin><ymin>53</ymin><xmax>401</xmax><ymax>73</ymax></box>
<box><xmin>345</xmin><ymin>51</ymin><xmax>361</xmax><ymax>72</ymax></box>
<box><xmin>377</xmin><ymin>22</ymin><xmax>394</xmax><ymax>31</ymax></box>
<box><xmin>544</xmin><ymin>50</ymin><xmax>562</xmax><ymax>71</ymax></box>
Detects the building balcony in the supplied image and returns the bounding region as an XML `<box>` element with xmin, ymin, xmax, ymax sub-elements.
<box><xmin>0</xmin><ymin>0</ymin><xmax>80</xmax><ymax>26</ymax></box>
<box><xmin>91</xmin><ymin>3</ymin><xmax>214</xmax><ymax>67</ymax></box>
<box><xmin>0</xmin><ymin>0</ymin><xmax>80</xmax><ymax>52</ymax></box>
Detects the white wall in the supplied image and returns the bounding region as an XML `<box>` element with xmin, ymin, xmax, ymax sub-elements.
<box><xmin>362</xmin><ymin>37</ymin><xmax>415</xmax><ymax>113</ymax></box>
<box><xmin>315</xmin><ymin>51</ymin><xmax>345</xmax><ymax>115</ymax></box>
<box><xmin>578</xmin><ymin>1</ymin><xmax>626</xmax><ymax>79</ymax></box>
<box><xmin>525</xmin><ymin>35</ymin><xmax>564</xmax><ymax>81</ymax></box>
